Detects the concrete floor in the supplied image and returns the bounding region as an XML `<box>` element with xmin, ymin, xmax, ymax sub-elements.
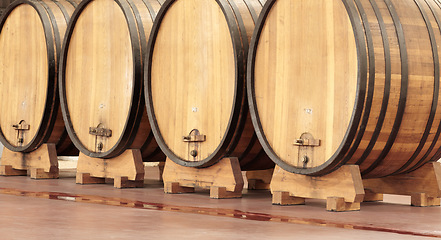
<box><xmin>0</xmin><ymin>167</ymin><xmax>440</xmax><ymax>239</ymax></box>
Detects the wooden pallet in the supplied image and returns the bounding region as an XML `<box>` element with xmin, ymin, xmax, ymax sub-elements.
<box><xmin>363</xmin><ymin>162</ymin><xmax>441</xmax><ymax>207</ymax></box>
<box><xmin>162</xmin><ymin>157</ymin><xmax>243</xmax><ymax>199</ymax></box>
<box><xmin>270</xmin><ymin>165</ymin><xmax>365</xmax><ymax>212</ymax></box>
<box><xmin>0</xmin><ymin>143</ymin><xmax>59</xmax><ymax>179</ymax></box>
<box><xmin>76</xmin><ymin>149</ymin><xmax>144</xmax><ymax>189</ymax></box>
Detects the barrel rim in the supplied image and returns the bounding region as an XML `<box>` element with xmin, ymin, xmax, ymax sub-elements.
<box><xmin>59</xmin><ymin>0</ymin><xmax>144</xmax><ymax>158</ymax></box>
<box><xmin>246</xmin><ymin>0</ymin><xmax>367</xmax><ymax>176</ymax></box>
<box><xmin>145</xmin><ymin>0</ymin><xmax>246</xmax><ymax>168</ymax></box>
<box><xmin>0</xmin><ymin>0</ymin><xmax>58</xmax><ymax>153</ymax></box>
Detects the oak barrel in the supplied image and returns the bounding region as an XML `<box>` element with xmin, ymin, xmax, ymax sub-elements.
<box><xmin>248</xmin><ymin>0</ymin><xmax>441</xmax><ymax>178</ymax></box>
<box><xmin>145</xmin><ymin>0</ymin><xmax>274</xmax><ymax>170</ymax></box>
<box><xmin>0</xmin><ymin>0</ymin><xmax>80</xmax><ymax>155</ymax></box>
<box><xmin>59</xmin><ymin>0</ymin><xmax>165</xmax><ymax>161</ymax></box>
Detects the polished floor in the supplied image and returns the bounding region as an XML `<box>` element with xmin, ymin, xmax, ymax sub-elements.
<box><xmin>0</xmin><ymin>166</ymin><xmax>440</xmax><ymax>239</ymax></box>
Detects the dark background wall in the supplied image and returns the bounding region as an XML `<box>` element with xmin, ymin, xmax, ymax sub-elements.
<box><xmin>0</xmin><ymin>0</ymin><xmax>15</xmax><ymax>16</ymax></box>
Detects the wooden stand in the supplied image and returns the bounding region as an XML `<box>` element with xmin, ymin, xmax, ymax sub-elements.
<box><xmin>270</xmin><ymin>165</ymin><xmax>365</xmax><ymax>211</ymax></box>
<box><xmin>162</xmin><ymin>157</ymin><xmax>243</xmax><ymax>199</ymax></box>
<box><xmin>363</xmin><ymin>162</ymin><xmax>441</xmax><ymax>207</ymax></box>
<box><xmin>158</xmin><ymin>161</ymin><xmax>165</xmax><ymax>182</ymax></box>
<box><xmin>246</xmin><ymin>168</ymin><xmax>274</xmax><ymax>190</ymax></box>
<box><xmin>0</xmin><ymin>143</ymin><xmax>58</xmax><ymax>179</ymax></box>
<box><xmin>76</xmin><ymin>149</ymin><xmax>144</xmax><ymax>189</ymax></box>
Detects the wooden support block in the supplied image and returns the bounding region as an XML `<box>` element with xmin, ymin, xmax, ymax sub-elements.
<box><xmin>246</xmin><ymin>168</ymin><xmax>274</xmax><ymax>190</ymax></box>
<box><xmin>363</xmin><ymin>162</ymin><xmax>441</xmax><ymax>207</ymax></box>
<box><xmin>114</xmin><ymin>176</ymin><xmax>144</xmax><ymax>189</ymax></box>
<box><xmin>270</xmin><ymin>165</ymin><xmax>364</xmax><ymax>211</ymax></box>
<box><xmin>0</xmin><ymin>144</ymin><xmax>58</xmax><ymax>179</ymax></box>
<box><xmin>272</xmin><ymin>191</ymin><xmax>306</xmax><ymax>205</ymax></box>
<box><xmin>363</xmin><ymin>189</ymin><xmax>384</xmax><ymax>202</ymax></box>
<box><xmin>326</xmin><ymin>197</ymin><xmax>361</xmax><ymax>212</ymax></box>
<box><xmin>210</xmin><ymin>186</ymin><xmax>242</xmax><ymax>199</ymax></box>
<box><xmin>30</xmin><ymin>168</ymin><xmax>59</xmax><ymax>179</ymax></box>
<box><xmin>76</xmin><ymin>149</ymin><xmax>144</xmax><ymax>188</ymax></box>
<box><xmin>76</xmin><ymin>173</ymin><xmax>105</xmax><ymax>184</ymax></box>
<box><xmin>327</xmin><ymin>197</ymin><xmax>345</xmax><ymax>212</ymax></box>
<box><xmin>164</xmin><ymin>182</ymin><xmax>195</xmax><ymax>194</ymax></box>
<box><xmin>162</xmin><ymin>157</ymin><xmax>243</xmax><ymax>199</ymax></box>
<box><xmin>411</xmin><ymin>193</ymin><xmax>441</xmax><ymax>207</ymax></box>
<box><xmin>0</xmin><ymin>165</ymin><xmax>27</xmax><ymax>176</ymax></box>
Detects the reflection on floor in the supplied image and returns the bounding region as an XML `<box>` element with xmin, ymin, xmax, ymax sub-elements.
<box><xmin>0</xmin><ymin>166</ymin><xmax>439</xmax><ymax>240</ymax></box>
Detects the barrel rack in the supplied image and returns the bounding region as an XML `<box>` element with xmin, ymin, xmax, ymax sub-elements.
<box><xmin>363</xmin><ymin>162</ymin><xmax>441</xmax><ymax>207</ymax></box>
<box><xmin>162</xmin><ymin>158</ymin><xmax>244</xmax><ymax>199</ymax></box>
<box><xmin>270</xmin><ymin>162</ymin><xmax>441</xmax><ymax>211</ymax></box>
<box><xmin>76</xmin><ymin>149</ymin><xmax>145</xmax><ymax>189</ymax></box>
<box><xmin>0</xmin><ymin>144</ymin><xmax>59</xmax><ymax>179</ymax></box>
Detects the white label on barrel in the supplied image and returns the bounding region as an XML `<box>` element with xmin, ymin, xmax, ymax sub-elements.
<box><xmin>192</xmin><ymin>107</ymin><xmax>198</xmax><ymax>112</ymax></box>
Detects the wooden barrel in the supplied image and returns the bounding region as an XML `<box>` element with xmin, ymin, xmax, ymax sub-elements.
<box><xmin>146</xmin><ymin>0</ymin><xmax>274</xmax><ymax>170</ymax></box>
<box><xmin>59</xmin><ymin>0</ymin><xmax>165</xmax><ymax>161</ymax></box>
<box><xmin>0</xmin><ymin>0</ymin><xmax>80</xmax><ymax>155</ymax></box>
<box><xmin>248</xmin><ymin>0</ymin><xmax>441</xmax><ymax>178</ymax></box>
